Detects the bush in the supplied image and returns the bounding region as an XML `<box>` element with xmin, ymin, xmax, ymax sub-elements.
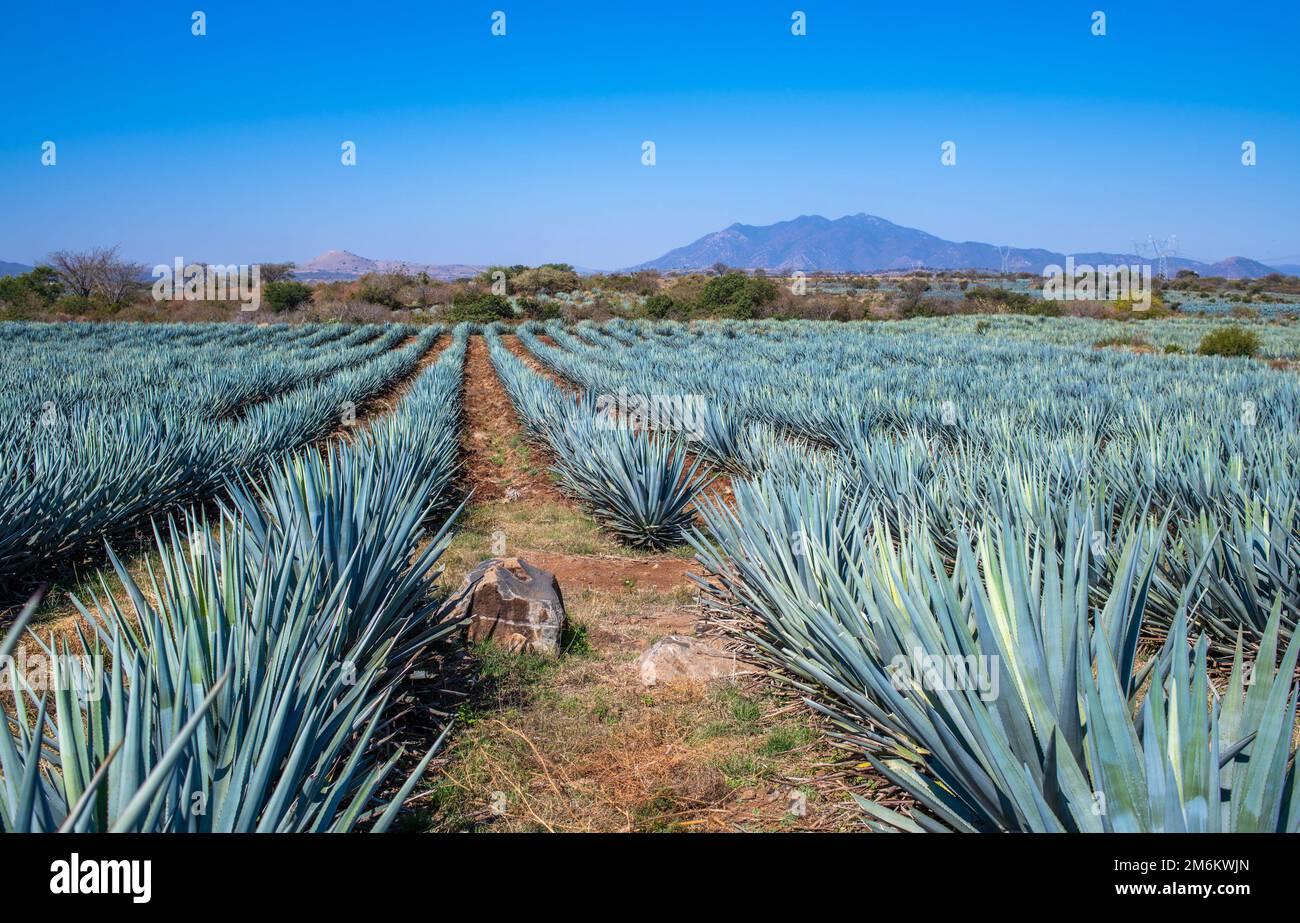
<box><xmin>307</xmin><ymin>299</ymin><xmax>390</xmax><ymax>324</ymax></box>
<box><xmin>500</xmin><ymin>264</ymin><xmax>580</xmax><ymax>296</ymax></box>
<box><xmin>591</xmin><ymin>270</ymin><xmax>660</xmax><ymax>296</ymax></box>
<box><xmin>1093</xmin><ymin>334</ymin><xmax>1149</xmax><ymax>349</ymax></box>
<box><xmin>0</xmin><ymin>267</ymin><xmax>62</xmax><ymax>310</ymax></box>
<box><xmin>697</xmin><ymin>273</ymin><xmax>748</xmax><ymax>316</ymax></box>
<box><xmin>889</xmin><ymin>278</ymin><xmax>933</xmax><ymax>317</ymax></box>
<box><xmin>963</xmin><ymin>285</ymin><xmax>1059</xmax><ymax>316</ymax></box>
<box><xmin>445</xmin><ymin>291</ymin><xmax>514</xmax><ymax>323</ymax></box>
<box><xmin>53</xmin><ymin>294</ymin><xmax>98</xmax><ymax>316</ymax></box>
<box><xmin>263</xmin><ymin>280</ymin><xmax>314</xmax><ymax>313</ymax></box>
<box><xmin>561</xmin><ymin>293</ymin><xmax>616</xmax><ymax>323</ymax></box>
<box><xmin>356</xmin><ymin>272</ymin><xmax>408</xmax><ymax>309</ymax></box>
<box><xmin>641</xmin><ymin>293</ymin><xmax>679</xmax><ymax>319</ymax></box>
<box><xmin>696</xmin><ymin>272</ymin><xmax>779</xmax><ymax>319</ymax></box>
<box><xmin>517</xmin><ymin>296</ymin><xmax>561</xmax><ymax>321</ymax></box>
<box><xmin>1197</xmin><ymin>325</ymin><xmax>1260</xmax><ymax>358</ymax></box>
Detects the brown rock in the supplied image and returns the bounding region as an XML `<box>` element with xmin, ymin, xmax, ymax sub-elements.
<box><xmin>448</xmin><ymin>557</ymin><xmax>567</xmax><ymax>656</ymax></box>
<box><xmin>637</xmin><ymin>635</ymin><xmax>753</xmax><ymax>687</ymax></box>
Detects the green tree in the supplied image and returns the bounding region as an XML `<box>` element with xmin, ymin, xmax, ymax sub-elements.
<box><xmin>264</xmin><ymin>280</ymin><xmax>314</xmax><ymax>312</ymax></box>
<box><xmin>697</xmin><ymin>272</ymin><xmax>779</xmax><ymax>319</ymax></box>
<box><xmin>0</xmin><ymin>266</ymin><xmax>63</xmax><ymax>308</ymax></box>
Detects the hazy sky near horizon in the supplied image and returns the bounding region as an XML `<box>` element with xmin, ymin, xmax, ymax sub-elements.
<box><xmin>2</xmin><ymin>1</ymin><xmax>1298</xmax><ymax>269</ymax></box>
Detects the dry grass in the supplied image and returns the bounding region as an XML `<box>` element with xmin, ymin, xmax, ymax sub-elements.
<box><xmin>407</xmin><ymin>650</ymin><xmax>850</xmax><ymax>832</ymax></box>
<box><xmin>401</xmin><ymin>503</ymin><xmax>861</xmax><ymax>833</ymax></box>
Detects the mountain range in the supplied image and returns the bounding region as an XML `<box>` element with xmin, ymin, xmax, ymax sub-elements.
<box><xmin>3</xmin><ymin>217</ymin><xmax>1295</xmax><ymax>281</ymax></box>
<box><xmin>632</xmin><ymin>214</ymin><xmax>1285</xmax><ymax>279</ymax></box>
<box><xmin>293</xmin><ymin>250</ymin><xmax>485</xmax><ymax>282</ymax></box>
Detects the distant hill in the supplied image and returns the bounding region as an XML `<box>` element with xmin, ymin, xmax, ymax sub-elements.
<box><xmin>1199</xmin><ymin>256</ymin><xmax>1281</xmax><ymax>279</ymax></box>
<box><xmin>294</xmin><ymin>250</ymin><xmax>484</xmax><ymax>282</ymax></box>
<box><xmin>632</xmin><ymin>214</ymin><xmax>1289</xmax><ymax>279</ymax></box>
<box><xmin>0</xmin><ymin>261</ymin><xmax>33</xmax><ymax>277</ymax></box>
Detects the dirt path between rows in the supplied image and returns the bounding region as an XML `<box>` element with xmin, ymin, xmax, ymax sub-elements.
<box><xmin>456</xmin><ymin>335</ymin><xmax>698</xmax><ymax>590</ymax></box>
<box><xmin>458</xmin><ymin>336</ymin><xmax>566</xmax><ymax>504</ymax></box>
<box><xmin>419</xmin><ymin>334</ymin><xmax>858</xmax><ymax>832</ymax></box>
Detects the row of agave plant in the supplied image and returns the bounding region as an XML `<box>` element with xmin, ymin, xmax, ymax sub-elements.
<box><xmin>0</xmin><ymin>322</ymin><xmax>441</xmax><ymax>588</ymax></box>
<box><xmin>0</xmin><ymin>325</ymin><xmax>470</xmax><ymax>832</ymax></box>
<box><xmin>691</xmin><ymin>470</ymin><xmax>1300</xmax><ymax>831</ymax></box>
<box><xmin>523</xmin><ymin>318</ymin><xmax>1300</xmax><ymax>651</ymax></box>
<box><xmin>482</xmin><ymin>325</ymin><xmax>706</xmax><ymax>549</ymax></box>
<box><xmin>516</xmin><ymin>319</ymin><xmax>1300</xmax><ymax>831</ymax></box>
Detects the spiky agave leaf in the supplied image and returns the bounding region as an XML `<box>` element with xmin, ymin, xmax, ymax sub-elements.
<box><xmin>693</xmin><ymin>474</ymin><xmax>1300</xmax><ymax>832</ymax></box>
<box><xmin>551</xmin><ymin>419</ymin><xmax>707</xmax><ymax>549</ymax></box>
<box><xmin>0</xmin><ymin>323</ymin><xmax>445</xmax><ymax>588</ymax></box>
<box><xmin>0</xmin><ymin>589</ymin><xmax>228</xmax><ymax>833</ymax></box>
<box><xmin>1153</xmin><ymin>494</ymin><xmax>1300</xmax><ymax>651</ymax></box>
<box><xmin>0</xmin><ymin>324</ymin><xmax>467</xmax><ymax>833</ymax></box>
<box><xmin>485</xmin><ymin>326</ymin><xmax>708</xmax><ymax>549</ymax></box>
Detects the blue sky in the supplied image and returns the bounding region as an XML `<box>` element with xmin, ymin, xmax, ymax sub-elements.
<box><xmin>2</xmin><ymin>1</ymin><xmax>1297</xmax><ymax>268</ymax></box>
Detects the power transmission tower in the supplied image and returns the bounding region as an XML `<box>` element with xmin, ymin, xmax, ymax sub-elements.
<box><xmin>1133</xmin><ymin>235</ymin><xmax>1178</xmax><ymax>279</ymax></box>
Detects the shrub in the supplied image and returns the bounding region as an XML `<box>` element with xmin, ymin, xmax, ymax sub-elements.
<box><xmin>0</xmin><ymin>267</ymin><xmax>62</xmax><ymax>310</ymax></box>
<box><xmin>307</xmin><ymin>299</ymin><xmax>389</xmax><ymax>324</ymax></box>
<box><xmin>964</xmin><ymin>285</ymin><xmax>1041</xmax><ymax>313</ymax></box>
<box><xmin>898</xmin><ymin>298</ymin><xmax>939</xmax><ymax>319</ymax></box>
<box><xmin>503</xmin><ymin>264</ymin><xmax>581</xmax><ymax>295</ymax></box>
<box><xmin>445</xmin><ymin>291</ymin><xmax>514</xmax><ymax>323</ymax></box>
<box><xmin>698</xmin><ymin>273</ymin><xmax>748</xmax><ymax>315</ymax></box>
<box><xmin>591</xmin><ymin>270</ymin><xmax>660</xmax><ymax>295</ymax></box>
<box><xmin>641</xmin><ymin>293</ymin><xmax>679</xmax><ymax>319</ymax></box>
<box><xmin>696</xmin><ymin>272</ymin><xmax>779</xmax><ymax>319</ymax></box>
<box><xmin>1197</xmin><ymin>325</ymin><xmax>1260</xmax><ymax>358</ymax></box>
<box><xmin>517</xmin><ymin>295</ymin><xmax>562</xmax><ymax>321</ymax></box>
<box><xmin>53</xmin><ymin>294</ymin><xmax>98</xmax><ymax>316</ymax></box>
<box><xmin>263</xmin><ymin>280</ymin><xmax>314</xmax><ymax>313</ymax></box>
<box><xmin>357</xmin><ymin>272</ymin><xmax>408</xmax><ymax>309</ymax></box>
<box><xmin>888</xmin><ymin>278</ymin><xmax>934</xmax><ymax>317</ymax></box>
<box><xmin>1093</xmin><ymin>334</ymin><xmax>1149</xmax><ymax>349</ymax></box>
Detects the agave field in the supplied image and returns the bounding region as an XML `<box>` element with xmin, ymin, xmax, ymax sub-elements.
<box><xmin>2</xmin><ymin>321</ymin><xmax>468</xmax><ymax>831</ymax></box>
<box><xmin>0</xmin><ymin>321</ymin><xmax>448</xmax><ymax>586</ymax></box>
<box><xmin>504</xmin><ymin>318</ymin><xmax>1300</xmax><ymax>832</ymax></box>
<box><xmin>2</xmin><ymin>315</ymin><xmax>1298</xmax><ymax>834</ymax></box>
<box><xmin>884</xmin><ymin>313</ymin><xmax>1300</xmax><ymax>358</ymax></box>
<box><xmin>1168</xmin><ymin>292</ymin><xmax>1300</xmax><ymax>318</ymax></box>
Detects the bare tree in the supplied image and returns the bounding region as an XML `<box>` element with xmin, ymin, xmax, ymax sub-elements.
<box><xmin>95</xmin><ymin>256</ymin><xmax>148</xmax><ymax>304</ymax></box>
<box><xmin>258</xmin><ymin>262</ymin><xmax>296</xmax><ymax>284</ymax></box>
<box><xmin>45</xmin><ymin>246</ymin><xmax>115</xmax><ymax>297</ymax></box>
